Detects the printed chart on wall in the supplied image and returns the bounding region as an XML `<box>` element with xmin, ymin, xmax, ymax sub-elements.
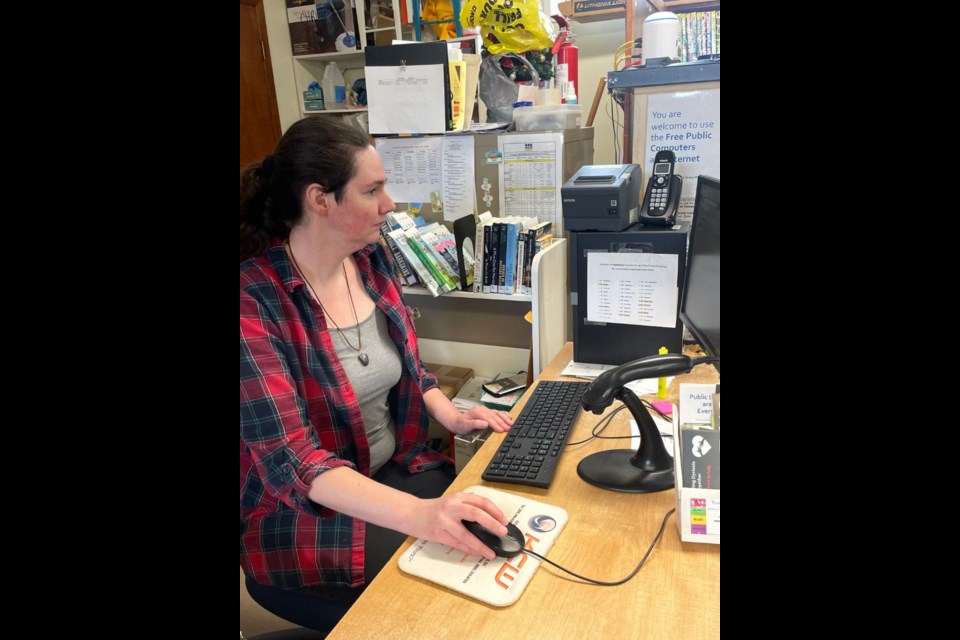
<box><xmin>644</xmin><ymin>89</ymin><xmax>720</xmax><ymax>224</ymax></box>
<box><xmin>375</xmin><ymin>136</ymin><xmax>476</xmax><ymax>221</ymax></box>
<box><xmin>497</xmin><ymin>132</ymin><xmax>564</xmax><ymax>234</ymax></box>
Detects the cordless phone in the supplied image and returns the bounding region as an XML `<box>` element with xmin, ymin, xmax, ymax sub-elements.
<box><xmin>639</xmin><ymin>150</ymin><xmax>682</xmax><ymax>226</ymax></box>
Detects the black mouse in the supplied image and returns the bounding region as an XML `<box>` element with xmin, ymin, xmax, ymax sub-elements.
<box><xmin>462</xmin><ymin>520</ymin><xmax>525</xmax><ymax>558</ymax></box>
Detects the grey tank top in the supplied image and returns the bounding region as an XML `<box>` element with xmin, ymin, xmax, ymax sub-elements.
<box><xmin>330</xmin><ymin>307</ymin><xmax>402</xmax><ymax>475</ymax></box>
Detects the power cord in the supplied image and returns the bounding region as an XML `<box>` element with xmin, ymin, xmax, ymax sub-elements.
<box><xmin>525</xmin><ymin>508</ymin><xmax>676</xmax><ymax>585</ymax></box>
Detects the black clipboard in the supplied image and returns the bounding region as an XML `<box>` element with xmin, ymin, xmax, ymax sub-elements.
<box><xmin>364</xmin><ymin>42</ymin><xmax>452</xmax><ymax>134</ymax></box>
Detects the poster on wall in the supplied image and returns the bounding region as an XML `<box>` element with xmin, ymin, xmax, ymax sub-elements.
<box><xmin>643</xmin><ymin>89</ymin><xmax>720</xmax><ymax>224</ymax></box>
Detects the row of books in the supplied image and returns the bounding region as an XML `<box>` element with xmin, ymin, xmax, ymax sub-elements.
<box><xmin>472</xmin><ymin>213</ymin><xmax>553</xmax><ymax>296</ymax></box>
<box><xmin>379</xmin><ymin>211</ymin><xmax>468</xmax><ymax>297</ymax></box>
<box><xmin>678</xmin><ymin>10</ymin><xmax>720</xmax><ymax>63</ymax></box>
<box><xmin>378</xmin><ymin>210</ymin><xmax>554</xmax><ymax>298</ymax></box>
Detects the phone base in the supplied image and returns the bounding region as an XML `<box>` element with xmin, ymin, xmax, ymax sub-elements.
<box><xmin>639</xmin><ymin>214</ymin><xmax>677</xmax><ymax>227</ymax></box>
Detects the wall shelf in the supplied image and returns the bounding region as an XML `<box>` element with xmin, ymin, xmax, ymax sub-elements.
<box><xmin>289</xmin><ymin>0</ymin><xmax>406</xmax><ymax>119</ymax></box>
<box><xmin>403</xmin><ymin>238</ymin><xmax>567</xmax><ymax>380</ymax></box>
<box><xmin>402</xmin><ymin>287</ymin><xmax>532</xmax><ymax>302</ymax></box>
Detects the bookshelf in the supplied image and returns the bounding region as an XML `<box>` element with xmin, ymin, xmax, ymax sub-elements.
<box><xmin>406</xmin><ymin>238</ymin><xmax>568</xmax><ymax>380</ymax></box>
<box><xmin>292</xmin><ymin>51</ymin><xmax>368</xmax><ymax>116</ymax></box>
<box><xmin>289</xmin><ymin>0</ymin><xmax>408</xmax><ymax>118</ymax></box>
<box><xmin>645</xmin><ymin>1</ymin><xmax>720</xmax><ymax>63</ymax></box>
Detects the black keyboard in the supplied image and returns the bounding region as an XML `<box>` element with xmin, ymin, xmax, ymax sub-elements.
<box><xmin>481</xmin><ymin>380</ymin><xmax>590</xmax><ymax>489</ymax></box>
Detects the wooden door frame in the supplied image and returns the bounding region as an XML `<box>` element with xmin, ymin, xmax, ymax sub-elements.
<box><xmin>241</xmin><ymin>0</ymin><xmax>282</xmax><ymax>143</ymax></box>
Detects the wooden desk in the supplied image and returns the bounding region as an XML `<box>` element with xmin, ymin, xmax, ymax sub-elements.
<box><xmin>327</xmin><ymin>342</ymin><xmax>720</xmax><ymax>640</ymax></box>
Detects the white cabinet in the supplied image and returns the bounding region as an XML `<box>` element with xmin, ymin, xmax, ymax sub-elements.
<box><xmin>404</xmin><ymin>239</ymin><xmax>568</xmax><ymax>379</ymax></box>
<box><xmin>293</xmin><ymin>51</ymin><xmax>367</xmax><ymax>116</ymax></box>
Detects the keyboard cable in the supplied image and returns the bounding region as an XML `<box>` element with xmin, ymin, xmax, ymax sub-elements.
<box><xmin>524</xmin><ymin>507</ymin><xmax>677</xmax><ymax>586</ymax></box>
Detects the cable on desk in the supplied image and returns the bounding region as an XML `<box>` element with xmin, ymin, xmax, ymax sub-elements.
<box><xmin>566</xmin><ymin>405</ymin><xmax>626</xmax><ymax>446</ymax></box>
<box><xmin>568</xmin><ymin>399</ymin><xmax>673</xmax><ymax>447</ymax></box>
<box><xmin>525</xmin><ymin>508</ymin><xmax>676</xmax><ymax>586</ymax></box>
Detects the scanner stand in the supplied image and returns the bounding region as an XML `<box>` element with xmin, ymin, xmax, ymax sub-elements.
<box><xmin>575</xmin><ymin>352</ymin><xmax>698</xmax><ymax>493</ymax></box>
<box><xmin>576</xmin><ymin>387</ymin><xmax>675</xmax><ymax>493</ymax></box>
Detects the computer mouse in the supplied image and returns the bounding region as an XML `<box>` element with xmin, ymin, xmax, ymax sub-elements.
<box><xmin>462</xmin><ymin>520</ymin><xmax>526</xmax><ymax>558</ymax></box>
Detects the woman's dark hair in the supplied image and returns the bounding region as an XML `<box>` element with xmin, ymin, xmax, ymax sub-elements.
<box><xmin>240</xmin><ymin>117</ymin><xmax>372</xmax><ymax>262</ymax></box>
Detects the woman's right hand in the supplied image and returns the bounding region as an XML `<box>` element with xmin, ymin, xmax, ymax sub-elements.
<box><xmin>408</xmin><ymin>491</ymin><xmax>510</xmax><ymax>561</ymax></box>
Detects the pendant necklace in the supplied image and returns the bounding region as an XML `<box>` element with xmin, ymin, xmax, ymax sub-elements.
<box><xmin>287</xmin><ymin>243</ymin><xmax>370</xmax><ymax>366</ymax></box>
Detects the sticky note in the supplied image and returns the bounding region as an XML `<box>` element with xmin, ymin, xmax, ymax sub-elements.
<box><xmin>651</xmin><ymin>400</ymin><xmax>673</xmax><ymax>415</ymax></box>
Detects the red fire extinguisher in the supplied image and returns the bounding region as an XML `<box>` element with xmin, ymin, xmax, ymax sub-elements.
<box><xmin>552</xmin><ymin>15</ymin><xmax>578</xmax><ymax>104</ymax></box>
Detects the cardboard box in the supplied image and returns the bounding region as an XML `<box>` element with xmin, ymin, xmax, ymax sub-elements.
<box><xmin>454</xmin><ymin>428</ymin><xmax>493</xmax><ymax>474</ymax></box>
<box><xmin>423</xmin><ymin>362</ymin><xmax>475</xmax><ymax>440</ymax></box>
<box><xmin>423</xmin><ymin>362</ymin><xmax>474</xmax><ymax>400</ymax></box>
<box><xmin>673</xmin><ymin>384</ymin><xmax>720</xmax><ymax>544</ymax></box>
<box><xmin>286</xmin><ymin>0</ymin><xmax>359</xmax><ymax>57</ymax></box>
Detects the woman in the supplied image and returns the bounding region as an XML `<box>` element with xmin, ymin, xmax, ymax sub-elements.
<box><xmin>240</xmin><ymin>117</ymin><xmax>514</xmax><ymax>630</ymax></box>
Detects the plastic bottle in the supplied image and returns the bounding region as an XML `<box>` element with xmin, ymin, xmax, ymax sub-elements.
<box><xmin>564</xmin><ymin>81</ymin><xmax>577</xmax><ymax>105</ymax></box>
<box><xmin>323</xmin><ymin>62</ymin><xmax>346</xmax><ymax>106</ymax></box>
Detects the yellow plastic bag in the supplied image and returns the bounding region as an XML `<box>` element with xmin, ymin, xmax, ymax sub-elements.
<box><xmin>460</xmin><ymin>0</ymin><xmax>556</xmax><ymax>54</ymax></box>
<box><xmin>421</xmin><ymin>0</ymin><xmax>457</xmax><ymax>40</ymax></box>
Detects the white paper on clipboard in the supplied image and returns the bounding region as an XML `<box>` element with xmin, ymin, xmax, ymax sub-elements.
<box><xmin>366</xmin><ymin>64</ymin><xmax>446</xmax><ymax>134</ymax></box>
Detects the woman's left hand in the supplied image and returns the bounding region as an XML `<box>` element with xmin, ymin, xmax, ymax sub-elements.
<box><xmin>445</xmin><ymin>404</ymin><xmax>513</xmax><ymax>435</ymax></box>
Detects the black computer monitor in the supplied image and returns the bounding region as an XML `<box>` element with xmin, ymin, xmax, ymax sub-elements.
<box><xmin>680</xmin><ymin>175</ymin><xmax>720</xmax><ymax>370</ymax></box>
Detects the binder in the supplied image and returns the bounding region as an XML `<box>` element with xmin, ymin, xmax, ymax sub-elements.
<box><xmin>364</xmin><ymin>42</ymin><xmax>452</xmax><ymax>135</ymax></box>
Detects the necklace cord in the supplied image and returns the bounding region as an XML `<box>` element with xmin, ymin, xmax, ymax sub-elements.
<box><xmin>287</xmin><ymin>243</ymin><xmax>363</xmax><ymax>353</ymax></box>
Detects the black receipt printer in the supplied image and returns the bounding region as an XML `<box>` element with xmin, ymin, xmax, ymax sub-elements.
<box><xmin>561</xmin><ymin>164</ymin><xmax>643</xmax><ymax>232</ymax></box>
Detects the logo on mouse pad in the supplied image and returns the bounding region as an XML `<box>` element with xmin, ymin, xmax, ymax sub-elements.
<box><xmin>528</xmin><ymin>515</ymin><xmax>556</xmax><ymax>533</ymax></box>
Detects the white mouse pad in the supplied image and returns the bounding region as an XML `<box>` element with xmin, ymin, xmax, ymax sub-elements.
<box><xmin>397</xmin><ymin>485</ymin><xmax>568</xmax><ymax>606</ymax></box>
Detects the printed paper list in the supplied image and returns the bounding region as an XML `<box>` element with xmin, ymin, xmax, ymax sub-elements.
<box><xmin>586</xmin><ymin>252</ymin><xmax>678</xmax><ymax>327</ymax></box>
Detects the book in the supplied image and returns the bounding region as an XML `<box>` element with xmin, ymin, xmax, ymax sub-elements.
<box><xmin>403</xmin><ymin>228</ymin><xmax>457</xmax><ymax>293</ymax></box>
<box><xmin>515</xmin><ymin>232</ymin><xmax>526</xmax><ymax>295</ymax></box>
<box><xmin>496</xmin><ymin>221</ymin><xmax>507</xmax><ymax>293</ymax></box>
<box><xmin>502</xmin><ymin>219</ymin><xmax>520</xmax><ymax>294</ymax></box>
<box><xmin>481</xmin><ymin>371</ymin><xmax>525</xmax><ymax>410</ymax></box>
<box><xmin>486</xmin><ymin>222</ymin><xmax>500</xmax><ymax>295</ymax></box>
<box><xmin>380</xmin><ymin>222</ymin><xmax>418</xmax><ymax>285</ymax></box>
<box><xmin>387</xmin><ymin>228</ymin><xmax>443</xmax><ymax>296</ymax></box>
<box><xmin>449</xmin><ymin>60</ymin><xmax>466</xmax><ymax>131</ymax></box>
<box><xmin>419</xmin><ymin>224</ymin><xmax>462</xmax><ymax>289</ymax></box>
<box><xmin>473</xmin><ymin>212</ymin><xmax>493</xmax><ymax>293</ymax></box>
<box><xmin>528</xmin><ymin>220</ymin><xmax>552</xmax><ymax>240</ymax></box>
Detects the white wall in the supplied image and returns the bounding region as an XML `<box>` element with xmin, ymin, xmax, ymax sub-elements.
<box><xmin>263</xmin><ymin>1</ymin><xmax>629</xmax><ymax>164</ymax></box>
<box><xmin>264</xmin><ymin>0</ymin><xmax>300</xmax><ymax>132</ymax></box>
<box><xmin>567</xmin><ymin>17</ymin><xmax>623</xmax><ymax>166</ymax></box>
